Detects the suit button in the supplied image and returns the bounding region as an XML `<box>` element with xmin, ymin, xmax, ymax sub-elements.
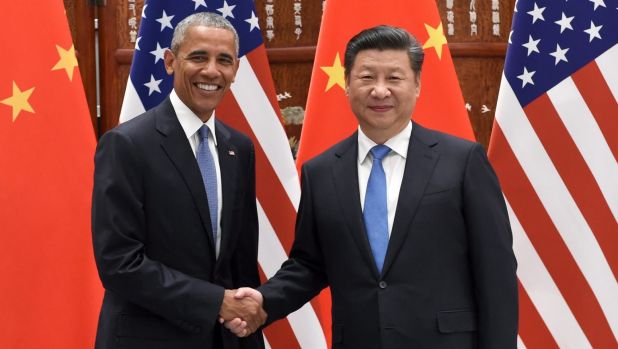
<box><xmin>379</xmin><ymin>281</ymin><xmax>387</xmax><ymax>289</ymax></box>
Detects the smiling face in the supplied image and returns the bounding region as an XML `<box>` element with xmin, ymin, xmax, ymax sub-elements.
<box><xmin>164</xmin><ymin>25</ymin><xmax>239</xmax><ymax>122</ymax></box>
<box><xmin>346</xmin><ymin>49</ymin><xmax>421</xmax><ymax>144</ymax></box>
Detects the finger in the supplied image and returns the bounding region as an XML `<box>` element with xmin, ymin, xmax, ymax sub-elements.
<box><xmin>224</xmin><ymin>318</ymin><xmax>244</xmax><ymax>330</ymax></box>
<box><xmin>234</xmin><ymin>288</ymin><xmax>247</xmax><ymax>299</ymax></box>
<box><xmin>233</xmin><ymin>323</ymin><xmax>248</xmax><ymax>337</ymax></box>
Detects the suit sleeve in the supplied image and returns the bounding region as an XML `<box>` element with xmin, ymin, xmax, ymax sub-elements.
<box><xmin>462</xmin><ymin>143</ymin><xmax>518</xmax><ymax>349</ymax></box>
<box><xmin>258</xmin><ymin>164</ymin><xmax>328</xmax><ymax>324</ymax></box>
<box><xmin>92</xmin><ymin>130</ymin><xmax>225</xmax><ymax>331</ymax></box>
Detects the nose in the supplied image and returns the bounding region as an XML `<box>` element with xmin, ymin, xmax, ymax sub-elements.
<box><xmin>201</xmin><ymin>59</ymin><xmax>220</xmax><ymax>78</ymax></box>
<box><xmin>371</xmin><ymin>81</ymin><xmax>391</xmax><ymax>99</ymax></box>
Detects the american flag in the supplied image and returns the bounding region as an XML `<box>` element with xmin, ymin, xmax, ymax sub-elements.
<box><xmin>489</xmin><ymin>1</ymin><xmax>618</xmax><ymax>348</ymax></box>
<box><xmin>119</xmin><ymin>1</ymin><xmax>327</xmax><ymax>347</ymax></box>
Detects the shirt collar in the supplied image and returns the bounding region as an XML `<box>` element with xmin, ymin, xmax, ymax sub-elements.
<box><xmin>170</xmin><ymin>89</ymin><xmax>218</xmax><ymax>145</ymax></box>
<box><xmin>357</xmin><ymin>121</ymin><xmax>412</xmax><ymax>164</ymax></box>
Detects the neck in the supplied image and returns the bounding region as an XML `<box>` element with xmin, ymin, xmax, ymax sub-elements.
<box><xmin>361</xmin><ymin>123</ymin><xmax>407</xmax><ymax>145</ymax></box>
<box><xmin>198</xmin><ymin>111</ymin><xmax>214</xmax><ymax>123</ymax></box>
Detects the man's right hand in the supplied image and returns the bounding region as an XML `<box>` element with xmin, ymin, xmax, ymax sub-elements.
<box><xmin>219</xmin><ymin>288</ymin><xmax>266</xmax><ymax>336</ymax></box>
<box><xmin>220</xmin><ymin>288</ymin><xmax>265</xmax><ymax>337</ymax></box>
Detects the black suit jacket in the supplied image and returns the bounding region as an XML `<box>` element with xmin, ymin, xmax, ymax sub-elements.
<box><xmin>259</xmin><ymin>123</ymin><xmax>518</xmax><ymax>349</ymax></box>
<box><xmin>92</xmin><ymin>98</ymin><xmax>264</xmax><ymax>349</ymax></box>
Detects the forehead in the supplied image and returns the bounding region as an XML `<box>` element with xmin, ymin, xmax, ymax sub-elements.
<box><xmin>351</xmin><ymin>49</ymin><xmax>411</xmax><ymax>71</ymax></box>
<box><xmin>178</xmin><ymin>26</ymin><xmax>237</xmax><ymax>54</ymax></box>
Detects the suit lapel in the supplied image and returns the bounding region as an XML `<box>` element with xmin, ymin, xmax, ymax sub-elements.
<box><xmin>213</xmin><ymin>121</ymin><xmax>239</xmax><ymax>269</ymax></box>
<box><xmin>156</xmin><ymin>99</ymin><xmax>216</xmax><ymax>254</ymax></box>
<box><xmin>382</xmin><ymin>123</ymin><xmax>440</xmax><ymax>276</ymax></box>
<box><xmin>332</xmin><ymin>133</ymin><xmax>381</xmax><ymax>277</ymax></box>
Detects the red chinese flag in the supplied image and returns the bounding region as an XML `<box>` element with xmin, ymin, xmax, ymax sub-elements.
<box><xmin>0</xmin><ymin>2</ymin><xmax>102</xmax><ymax>348</ymax></box>
<box><xmin>296</xmin><ymin>0</ymin><xmax>474</xmax><ymax>346</ymax></box>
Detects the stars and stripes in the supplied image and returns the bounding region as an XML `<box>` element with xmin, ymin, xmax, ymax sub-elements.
<box><xmin>489</xmin><ymin>1</ymin><xmax>618</xmax><ymax>348</ymax></box>
<box><xmin>119</xmin><ymin>1</ymin><xmax>327</xmax><ymax>348</ymax></box>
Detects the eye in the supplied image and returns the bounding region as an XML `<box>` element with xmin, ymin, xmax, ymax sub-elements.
<box><xmin>389</xmin><ymin>75</ymin><xmax>403</xmax><ymax>81</ymax></box>
<box><xmin>218</xmin><ymin>57</ymin><xmax>234</xmax><ymax>65</ymax></box>
<box><xmin>360</xmin><ymin>75</ymin><xmax>374</xmax><ymax>81</ymax></box>
<box><xmin>188</xmin><ymin>55</ymin><xmax>207</xmax><ymax>63</ymax></box>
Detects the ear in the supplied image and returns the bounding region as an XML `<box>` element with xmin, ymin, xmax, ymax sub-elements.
<box><xmin>163</xmin><ymin>49</ymin><xmax>175</xmax><ymax>75</ymax></box>
<box><xmin>345</xmin><ymin>77</ymin><xmax>350</xmax><ymax>96</ymax></box>
<box><xmin>415</xmin><ymin>75</ymin><xmax>421</xmax><ymax>98</ymax></box>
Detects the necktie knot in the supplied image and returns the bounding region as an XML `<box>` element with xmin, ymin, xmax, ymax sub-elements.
<box><xmin>370</xmin><ymin>145</ymin><xmax>391</xmax><ymax>162</ymax></box>
<box><xmin>198</xmin><ymin>125</ymin><xmax>210</xmax><ymax>141</ymax></box>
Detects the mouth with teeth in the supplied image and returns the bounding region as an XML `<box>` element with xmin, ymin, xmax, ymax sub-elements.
<box><xmin>195</xmin><ymin>83</ymin><xmax>220</xmax><ymax>91</ymax></box>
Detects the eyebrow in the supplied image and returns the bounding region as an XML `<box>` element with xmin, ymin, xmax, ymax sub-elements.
<box><xmin>218</xmin><ymin>52</ymin><xmax>235</xmax><ymax>61</ymax></box>
<box><xmin>186</xmin><ymin>50</ymin><xmax>234</xmax><ymax>61</ymax></box>
<box><xmin>186</xmin><ymin>50</ymin><xmax>207</xmax><ymax>57</ymax></box>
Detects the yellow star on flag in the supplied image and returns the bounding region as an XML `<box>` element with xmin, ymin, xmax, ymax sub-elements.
<box><xmin>321</xmin><ymin>52</ymin><xmax>346</xmax><ymax>92</ymax></box>
<box><xmin>1</xmin><ymin>81</ymin><xmax>35</xmax><ymax>121</ymax></box>
<box><xmin>52</xmin><ymin>44</ymin><xmax>79</xmax><ymax>81</ymax></box>
<box><xmin>423</xmin><ymin>22</ymin><xmax>447</xmax><ymax>60</ymax></box>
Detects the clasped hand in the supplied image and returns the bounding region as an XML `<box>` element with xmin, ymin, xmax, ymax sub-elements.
<box><xmin>219</xmin><ymin>288</ymin><xmax>266</xmax><ymax>337</ymax></box>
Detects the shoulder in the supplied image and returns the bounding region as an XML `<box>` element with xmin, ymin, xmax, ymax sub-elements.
<box><xmin>413</xmin><ymin>122</ymin><xmax>477</xmax><ymax>150</ymax></box>
<box><xmin>101</xmin><ymin>102</ymin><xmax>164</xmax><ymax>141</ymax></box>
<box><xmin>411</xmin><ymin>122</ymin><xmax>482</xmax><ymax>161</ymax></box>
<box><xmin>215</xmin><ymin>119</ymin><xmax>254</xmax><ymax>150</ymax></box>
<box><xmin>302</xmin><ymin>133</ymin><xmax>356</xmax><ymax>169</ymax></box>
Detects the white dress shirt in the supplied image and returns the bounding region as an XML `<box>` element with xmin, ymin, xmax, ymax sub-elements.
<box><xmin>358</xmin><ymin>121</ymin><xmax>412</xmax><ymax>236</ymax></box>
<box><xmin>170</xmin><ymin>89</ymin><xmax>223</xmax><ymax>257</ymax></box>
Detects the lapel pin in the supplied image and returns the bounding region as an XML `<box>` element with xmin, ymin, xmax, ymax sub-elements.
<box><xmin>228</xmin><ymin>150</ymin><xmax>236</xmax><ymax>156</ymax></box>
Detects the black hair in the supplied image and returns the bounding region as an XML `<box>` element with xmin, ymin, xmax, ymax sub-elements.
<box><xmin>344</xmin><ymin>25</ymin><xmax>424</xmax><ymax>79</ymax></box>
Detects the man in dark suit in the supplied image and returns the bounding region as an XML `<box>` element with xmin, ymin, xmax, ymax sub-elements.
<box><xmin>92</xmin><ymin>12</ymin><xmax>265</xmax><ymax>349</ymax></box>
<box><xmin>227</xmin><ymin>25</ymin><xmax>518</xmax><ymax>348</ymax></box>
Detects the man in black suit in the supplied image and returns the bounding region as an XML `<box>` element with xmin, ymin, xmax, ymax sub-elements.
<box><xmin>227</xmin><ymin>25</ymin><xmax>518</xmax><ymax>348</ymax></box>
<box><xmin>92</xmin><ymin>12</ymin><xmax>265</xmax><ymax>349</ymax></box>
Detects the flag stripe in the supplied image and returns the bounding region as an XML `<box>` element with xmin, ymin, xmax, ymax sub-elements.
<box><xmin>495</xmin><ymin>78</ymin><xmax>618</xmax><ymax>343</ymax></box>
<box><xmin>516</xmin><ymin>283</ymin><xmax>561</xmax><ymax>349</ymax></box>
<box><xmin>245</xmin><ymin>47</ymin><xmax>284</xmax><ymax>124</ymax></box>
<box><xmin>547</xmin><ymin>76</ymin><xmax>618</xmax><ymax>223</ymax></box>
<box><xmin>119</xmin><ymin>79</ymin><xmax>146</xmax><ymax>122</ymax></box>
<box><xmin>491</xmin><ymin>111</ymin><xmax>616</xmax><ymax>347</ymax></box>
<box><xmin>256</xmin><ymin>202</ymin><xmax>327</xmax><ymax>348</ymax></box>
<box><xmin>257</xmin><ymin>265</ymin><xmax>301</xmax><ymax>349</ymax></box>
<box><xmin>524</xmin><ymin>93</ymin><xmax>618</xmax><ymax>280</ymax></box>
<box><xmin>506</xmin><ymin>197</ymin><xmax>587</xmax><ymax>348</ymax></box>
<box><xmin>218</xmin><ymin>93</ymin><xmax>297</xmax><ymax>254</ymax></box>
<box><xmin>517</xmin><ymin>335</ymin><xmax>528</xmax><ymax>349</ymax></box>
<box><xmin>262</xmin><ymin>320</ymin><xmax>300</xmax><ymax>349</ymax></box>
<box><xmin>573</xmin><ymin>60</ymin><xmax>618</xmax><ymax>161</ymax></box>
<box><xmin>232</xmin><ymin>57</ymin><xmax>301</xmax><ymax>209</ymax></box>
<box><xmin>256</xmin><ymin>209</ymin><xmax>301</xmax><ymax>349</ymax></box>
<box><xmin>595</xmin><ymin>44</ymin><xmax>618</xmax><ymax>97</ymax></box>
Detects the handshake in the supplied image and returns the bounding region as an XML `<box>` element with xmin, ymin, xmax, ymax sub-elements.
<box><xmin>218</xmin><ymin>288</ymin><xmax>266</xmax><ymax>337</ymax></box>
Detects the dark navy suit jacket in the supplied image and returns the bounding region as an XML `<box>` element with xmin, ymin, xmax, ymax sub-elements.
<box><xmin>92</xmin><ymin>98</ymin><xmax>264</xmax><ymax>349</ymax></box>
<box><xmin>259</xmin><ymin>122</ymin><xmax>518</xmax><ymax>349</ymax></box>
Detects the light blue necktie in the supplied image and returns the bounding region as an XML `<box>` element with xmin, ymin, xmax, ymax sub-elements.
<box><xmin>197</xmin><ymin>125</ymin><xmax>218</xmax><ymax>242</ymax></box>
<box><xmin>363</xmin><ymin>144</ymin><xmax>391</xmax><ymax>273</ymax></box>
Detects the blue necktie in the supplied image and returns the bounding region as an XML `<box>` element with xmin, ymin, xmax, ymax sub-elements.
<box><xmin>197</xmin><ymin>125</ymin><xmax>218</xmax><ymax>242</ymax></box>
<box><xmin>363</xmin><ymin>145</ymin><xmax>391</xmax><ymax>273</ymax></box>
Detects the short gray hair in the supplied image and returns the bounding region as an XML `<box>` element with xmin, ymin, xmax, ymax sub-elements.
<box><xmin>170</xmin><ymin>12</ymin><xmax>239</xmax><ymax>56</ymax></box>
